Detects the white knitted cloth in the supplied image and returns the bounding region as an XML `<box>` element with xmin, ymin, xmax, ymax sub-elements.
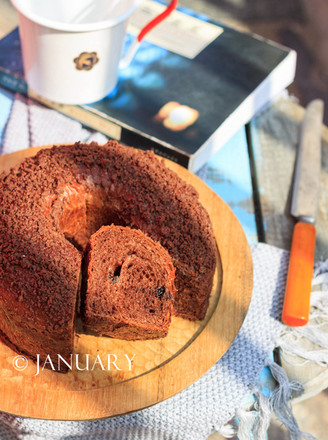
<box><xmin>0</xmin><ymin>94</ymin><xmax>289</xmax><ymax>439</ymax></box>
<box><xmin>1</xmin><ymin>93</ymin><xmax>108</xmax><ymax>154</ymax></box>
<box><xmin>0</xmin><ymin>244</ymin><xmax>288</xmax><ymax>440</ymax></box>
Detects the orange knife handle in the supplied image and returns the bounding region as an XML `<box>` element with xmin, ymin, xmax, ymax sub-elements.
<box><xmin>282</xmin><ymin>221</ymin><xmax>316</xmax><ymax>326</ymax></box>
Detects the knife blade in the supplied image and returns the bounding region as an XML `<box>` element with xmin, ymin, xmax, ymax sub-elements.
<box><xmin>282</xmin><ymin>99</ymin><xmax>324</xmax><ymax>327</ymax></box>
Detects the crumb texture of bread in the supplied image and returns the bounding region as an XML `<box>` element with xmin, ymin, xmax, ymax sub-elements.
<box><xmin>82</xmin><ymin>225</ymin><xmax>175</xmax><ymax>340</ymax></box>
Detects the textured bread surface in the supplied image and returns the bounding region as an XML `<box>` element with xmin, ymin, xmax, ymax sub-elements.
<box><xmin>83</xmin><ymin>225</ymin><xmax>175</xmax><ymax>340</ymax></box>
<box><xmin>0</xmin><ymin>142</ymin><xmax>217</xmax><ymax>369</ymax></box>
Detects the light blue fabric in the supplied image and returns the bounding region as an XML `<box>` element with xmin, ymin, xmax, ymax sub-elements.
<box><xmin>0</xmin><ymin>86</ymin><xmax>14</xmax><ymax>149</ymax></box>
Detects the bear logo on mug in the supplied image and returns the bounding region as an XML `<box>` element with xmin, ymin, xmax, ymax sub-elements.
<box><xmin>74</xmin><ymin>52</ymin><xmax>99</xmax><ymax>71</ymax></box>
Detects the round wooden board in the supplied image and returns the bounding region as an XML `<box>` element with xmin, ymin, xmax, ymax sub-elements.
<box><xmin>0</xmin><ymin>146</ymin><xmax>253</xmax><ymax>420</ymax></box>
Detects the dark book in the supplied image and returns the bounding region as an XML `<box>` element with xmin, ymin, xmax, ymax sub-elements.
<box><xmin>0</xmin><ymin>0</ymin><xmax>296</xmax><ymax>171</ymax></box>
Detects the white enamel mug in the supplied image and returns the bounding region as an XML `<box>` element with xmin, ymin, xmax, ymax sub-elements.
<box><xmin>10</xmin><ymin>0</ymin><xmax>177</xmax><ymax>104</ymax></box>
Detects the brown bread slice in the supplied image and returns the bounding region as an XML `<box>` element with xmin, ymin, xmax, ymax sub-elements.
<box><xmin>82</xmin><ymin>225</ymin><xmax>176</xmax><ymax>340</ymax></box>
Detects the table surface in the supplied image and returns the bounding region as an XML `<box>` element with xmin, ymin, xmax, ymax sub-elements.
<box><xmin>0</xmin><ymin>0</ymin><xmax>328</xmax><ymax>423</ymax></box>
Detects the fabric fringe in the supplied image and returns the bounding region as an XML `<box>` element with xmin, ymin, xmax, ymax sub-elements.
<box><xmin>242</xmin><ymin>261</ymin><xmax>328</xmax><ymax>440</ymax></box>
<box><xmin>276</xmin><ymin>272</ymin><xmax>328</xmax><ymax>368</ymax></box>
<box><xmin>253</xmin><ymin>391</ymin><xmax>272</xmax><ymax>440</ymax></box>
<box><xmin>235</xmin><ymin>408</ymin><xmax>257</xmax><ymax>440</ymax></box>
<box><xmin>268</xmin><ymin>361</ymin><xmax>317</xmax><ymax>440</ymax></box>
<box><xmin>230</xmin><ymin>361</ymin><xmax>317</xmax><ymax>440</ymax></box>
<box><xmin>216</xmin><ymin>422</ymin><xmax>237</xmax><ymax>438</ymax></box>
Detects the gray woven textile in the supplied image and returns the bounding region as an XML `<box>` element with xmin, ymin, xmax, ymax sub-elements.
<box><xmin>1</xmin><ymin>93</ymin><xmax>108</xmax><ymax>155</ymax></box>
<box><xmin>0</xmin><ymin>245</ymin><xmax>288</xmax><ymax>440</ymax></box>
<box><xmin>0</xmin><ymin>94</ymin><xmax>289</xmax><ymax>439</ymax></box>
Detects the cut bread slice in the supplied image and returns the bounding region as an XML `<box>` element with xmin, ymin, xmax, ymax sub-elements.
<box><xmin>82</xmin><ymin>225</ymin><xmax>176</xmax><ymax>340</ymax></box>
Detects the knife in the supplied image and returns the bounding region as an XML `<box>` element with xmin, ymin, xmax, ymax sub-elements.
<box><xmin>282</xmin><ymin>99</ymin><xmax>324</xmax><ymax>327</ymax></box>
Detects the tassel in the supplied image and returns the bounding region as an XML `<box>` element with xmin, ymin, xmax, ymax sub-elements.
<box><xmin>269</xmin><ymin>362</ymin><xmax>316</xmax><ymax>440</ymax></box>
<box><xmin>233</xmin><ymin>391</ymin><xmax>271</xmax><ymax>440</ymax></box>
<box><xmin>252</xmin><ymin>391</ymin><xmax>272</xmax><ymax>440</ymax></box>
<box><xmin>216</xmin><ymin>422</ymin><xmax>237</xmax><ymax>438</ymax></box>
<box><xmin>234</xmin><ymin>407</ymin><xmax>257</xmax><ymax>440</ymax></box>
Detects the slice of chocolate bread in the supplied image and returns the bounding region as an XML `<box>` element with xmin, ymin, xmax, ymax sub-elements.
<box><xmin>82</xmin><ymin>225</ymin><xmax>176</xmax><ymax>340</ymax></box>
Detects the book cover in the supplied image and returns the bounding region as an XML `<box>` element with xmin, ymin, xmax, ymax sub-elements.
<box><xmin>0</xmin><ymin>0</ymin><xmax>296</xmax><ymax>171</ymax></box>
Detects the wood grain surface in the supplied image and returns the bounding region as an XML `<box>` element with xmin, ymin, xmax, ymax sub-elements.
<box><xmin>249</xmin><ymin>96</ymin><xmax>328</xmax><ymax>261</ymax></box>
<box><xmin>0</xmin><ymin>146</ymin><xmax>253</xmax><ymax>420</ymax></box>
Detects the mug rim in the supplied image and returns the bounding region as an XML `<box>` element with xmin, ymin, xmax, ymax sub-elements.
<box><xmin>10</xmin><ymin>0</ymin><xmax>139</xmax><ymax>32</ymax></box>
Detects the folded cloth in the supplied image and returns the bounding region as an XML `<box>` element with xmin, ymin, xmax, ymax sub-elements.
<box><xmin>277</xmin><ymin>263</ymin><xmax>328</xmax><ymax>403</ymax></box>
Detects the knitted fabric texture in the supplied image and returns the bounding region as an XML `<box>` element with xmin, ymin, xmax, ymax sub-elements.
<box><xmin>1</xmin><ymin>93</ymin><xmax>108</xmax><ymax>154</ymax></box>
<box><xmin>0</xmin><ymin>93</ymin><xmax>289</xmax><ymax>439</ymax></box>
<box><xmin>0</xmin><ymin>243</ymin><xmax>289</xmax><ymax>439</ymax></box>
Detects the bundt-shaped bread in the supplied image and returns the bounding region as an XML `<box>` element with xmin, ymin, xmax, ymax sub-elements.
<box><xmin>82</xmin><ymin>225</ymin><xmax>175</xmax><ymax>340</ymax></box>
<box><xmin>0</xmin><ymin>141</ymin><xmax>217</xmax><ymax>369</ymax></box>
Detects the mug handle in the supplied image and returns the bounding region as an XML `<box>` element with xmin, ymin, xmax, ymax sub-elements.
<box><xmin>120</xmin><ymin>0</ymin><xmax>178</xmax><ymax>68</ymax></box>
